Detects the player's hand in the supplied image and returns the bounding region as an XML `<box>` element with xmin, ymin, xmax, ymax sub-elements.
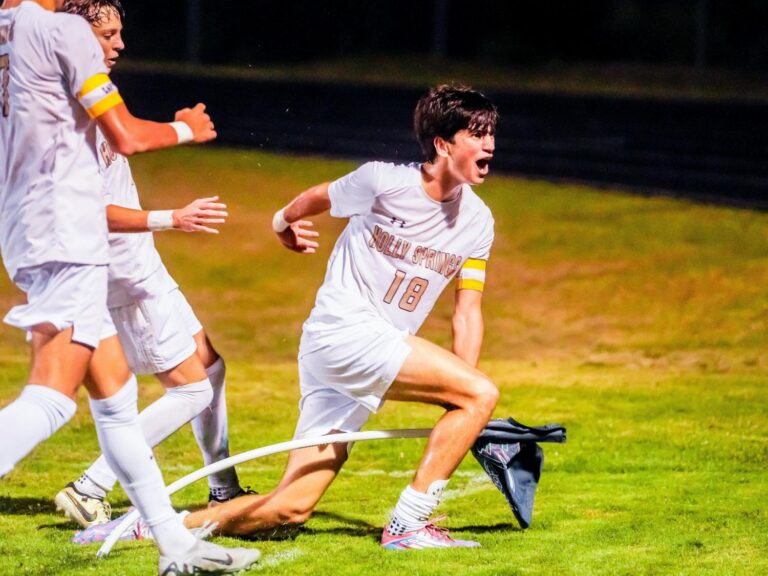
<box><xmin>172</xmin><ymin>196</ymin><xmax>228</xmax><ymax>234</ymax></box>
<box><xmin>277</xmin><ymin>220</ymin><xmax>320</xmax><ymax>254</ymax></box>
<box><xmin>175</xmin><ymin>103</ymin><xmax>217</xmax><ymax>143</ymax></box>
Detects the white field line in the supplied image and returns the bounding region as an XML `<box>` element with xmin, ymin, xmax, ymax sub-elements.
<box><xmin>256</xmin><ymin>547</ymin><xmax>304</xmax><ymax>570</ymax></box>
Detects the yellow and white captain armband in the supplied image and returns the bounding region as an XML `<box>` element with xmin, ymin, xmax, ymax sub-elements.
<box><xmin>77</xmin><ymin>74</ymin><xmax>123</xmax><ymax>118</ymax></box>
<box><xmin>457</xmin><ymin>258</ymin><xmax>487</xmax><ymax>292</ymax></box>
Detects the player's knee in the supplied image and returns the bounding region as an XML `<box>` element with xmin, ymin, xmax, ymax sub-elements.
<box><xmin>277</xmin><ymin>503</ymin><xmax>315</xmax><ymax>527</ymax></box>
<box><xmin>469</xmin><ymin>376</ymin><xmax>499</xmax><ymax>419</ymax></box>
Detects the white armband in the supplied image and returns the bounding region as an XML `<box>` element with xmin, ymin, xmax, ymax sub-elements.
<box><xmin>170</xmin><ymin>121</ymin><xmax>194</xmax><ymax>144</ymax></box>
<box><xmin>147</xmin><ymin>210</ymin><xmax>174</xmax><ymax>231</ymax></box>
<box><xmin>272</xmin><ymin>208</ymin><xmax>290</xmax><ymax>233</ymax></box>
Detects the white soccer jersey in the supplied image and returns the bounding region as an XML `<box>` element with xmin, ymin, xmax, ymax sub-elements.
<box><xmin>0</xmin><ymin>3</ymin><xmax>123</xmax><ymax>280</ymax></box>
<box><xmin>307</xmin><ymin>162</ymin><xmax>495</xmax><ymax>336</ymax></box>
<box><xmin>96</xmin><ymin>130</ymin><xmax>174</xmax><ymax>308</ymax></box>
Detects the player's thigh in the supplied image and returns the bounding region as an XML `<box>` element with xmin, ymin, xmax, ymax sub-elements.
<box><xmin>83</xmin><ymin>335</ymin><xmax>132</xmax><ymax>400</ymax></box>
<box><xmin>385</xmin><ymin>335</ymin><xmax>493</xmax><ymax>409</ymax></box>
<box><xmin>271</xmin><ymin>443</ymin><xmax>348</xmax><ymax>514</ymax></box>
<box><xmin>28</xmin><ymin>328</ymin><xmax>92</xmax><ymax>397</ymax></box>
<box><xmin>191</xmin><ymin>329</ymin><xmax>220</xmax><ymax>369</ymax></box>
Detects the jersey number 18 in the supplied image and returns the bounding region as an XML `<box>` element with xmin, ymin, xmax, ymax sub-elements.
<box><xmin>384</xmin><ymin>270</ymin><xmax>429</xmax><ymax>312</ymax></box>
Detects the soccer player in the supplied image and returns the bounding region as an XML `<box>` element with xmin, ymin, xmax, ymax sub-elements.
<box><xmin>123</xmin><ymin>84</ymin><xmax>499</xmax><ymax>549</ymax></box>
<box><xmin>54</xmin><ymin>0</ymin><xmax>247</xmax><ymax>532</ymax></box>
<box><xmin>0</xmin><ymin>0</ymin><xmax>259</xmax><ymax>572</ymax></box>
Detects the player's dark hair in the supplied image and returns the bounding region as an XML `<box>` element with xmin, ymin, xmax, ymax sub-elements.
<box><xmin>61</xmin><ymin>0</ymin><xmax>125</xmax><ymax>25</ymax></box>
<box><xmin>414</xmin><ymin>84</ymin><xmax>499</xmax><ymax>163</ymax></box>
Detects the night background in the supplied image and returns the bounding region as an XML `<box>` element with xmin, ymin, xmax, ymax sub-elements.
<box><xmin>120</xmin><ymin>0</ymin><xmax>768</xmax><ymax>70</ymax></box>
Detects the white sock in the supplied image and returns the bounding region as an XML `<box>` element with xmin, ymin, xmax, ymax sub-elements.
<box><xmin>84</xmin><ymin>378</ymin><xmax>213</xmax><ymax>492</ymax></box>
<box><xmin>0</xmin><ymin>385</ymin><xmax>77</xmax><ymax>477</ymax></box>
<box><xmin>88</xmin><ymin>377</ymin><xmax>196</xmax><ymax>556</ymax></box>
<box><xmin>190</xmin><ymin>358</ymin><xmax>240</xmax><ymax>493</ymax></box>
<box><xmin>386</xmin><ymin>480</ymin><xmax>448</xmax><ymax>536</ymax></box>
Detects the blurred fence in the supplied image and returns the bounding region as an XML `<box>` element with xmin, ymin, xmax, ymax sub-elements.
<box><xmin>115</xmin><ymin>69</ymin><xmax>768</xmax><ymax>209</ymax></box>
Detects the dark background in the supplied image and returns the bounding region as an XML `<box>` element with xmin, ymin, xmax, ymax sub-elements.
<box><xmin>122</xmin><ymin>0</ymin><xmax>768</xmax><ymax>70</ymax></box>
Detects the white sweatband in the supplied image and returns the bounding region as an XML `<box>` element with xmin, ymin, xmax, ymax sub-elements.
<box><xmin>147</xmin><ymin>210</ymin><xmax>174</xmax><ymax>231</ymax></box>
<box><xmin>170</xmin><ymin>121</ymin><xmax>194</xmax><ymax>144</ymax></box>
<box><xmin>272</xmin><ymin>208</ymin><xmax>290</xmax><ymax>233</ymax></box>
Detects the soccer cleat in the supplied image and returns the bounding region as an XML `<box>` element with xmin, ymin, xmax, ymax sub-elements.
<box><xmin>54</xmin><ymin>482</ymin><xmax>112</xmax><ymax>528</ymax></box>
<box><xmin>71</xmin><ymin>509</ymin><xmax>150</xmax><ymax>545</ymax></box>
<box><xmin>207</xmin><ymin>486</ymin><xmax>257</xmax><ymax>508</ymax></box>
<box><xmin>381</xmin><ymin>521</ymin><xmax>480</xmax><ymax>550</ymax></box>
<box><xmin>158</xmin><ymin>539</ymin><xmax>260</xmax><ymax>575</ymax></box>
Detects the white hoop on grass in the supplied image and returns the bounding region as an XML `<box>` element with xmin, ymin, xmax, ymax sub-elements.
<box><xmin>96</xmin><ymin>428</ymin><xmax>432</xmax><ymax>558</ymax></box>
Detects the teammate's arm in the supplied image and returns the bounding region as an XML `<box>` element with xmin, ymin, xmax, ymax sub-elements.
<box><xmin>107</xmin><ymin>196</ymin><xmax>227</xmax><ymax>234</ymax></box>
<box><xmin>96</xmin><ymin>102</ymin><xmax>216</xmax><ymax>156</ymax></box>
<box><xmin>452</xmin><ymin>288</ymin><xmax>485</xmax><ymax>367</ymax></box>
<box><xmin>272</xmin><ymin>182</ymin><xmax>331</xmax><ymax>253</ymax></box>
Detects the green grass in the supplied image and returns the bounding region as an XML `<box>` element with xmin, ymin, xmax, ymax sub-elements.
<box><xmin>0</xmin><ymin>147</ymin><xmax>767</xmax><ymax>575</ymax></box>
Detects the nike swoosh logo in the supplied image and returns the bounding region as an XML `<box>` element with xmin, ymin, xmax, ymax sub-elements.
<box><xmin>202</xmin><ymin>554</ymin><xmax>234</xmax><ymax>566</ymax></box>
<box><xmin>65</xmin><ymin>492</ymin><xmax>98</xmax><ymax>522</ymax></box>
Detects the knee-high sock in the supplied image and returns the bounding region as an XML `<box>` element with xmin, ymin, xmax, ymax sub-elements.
<box><xmin>190</xmin><ymin>358</ymin><xmax>240</xmax><ymax>491</ymax></box>
<box><xmin>84</xmin><ymin>378</ymin><xmax>213</xmax><ymax>492</ymax></box>
<box><xmin>0</xmin><ymin>385</ymin><xmax>77</xmax><ymax>478</ymax></box>
<box><xmin>88</xmin><ymin>376</ymin><xmax>195</xmax><ymax>556</ymax></box>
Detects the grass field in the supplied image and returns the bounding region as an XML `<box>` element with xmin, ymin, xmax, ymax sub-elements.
<box><xmin>0</xmin><ymin>147</ymin><xmax>766</xmax><ymax>575</ymax></box>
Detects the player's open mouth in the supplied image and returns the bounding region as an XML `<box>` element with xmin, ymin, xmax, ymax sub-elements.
<box><xmin>476</xmin><ymin>157</ymin><xmax>492</xmax><ymax>175</ymax></box>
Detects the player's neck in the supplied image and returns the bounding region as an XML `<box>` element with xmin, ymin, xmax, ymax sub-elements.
<box><xmin>420</xmin><ymin>162</ymin><xmax>463</xmax><ymax>203</ymax></box>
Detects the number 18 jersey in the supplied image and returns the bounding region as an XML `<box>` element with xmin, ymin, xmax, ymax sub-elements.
<box><xmin>307</xmin><ymin>161</ymin><xmax>495</xmax><ymax>336</ymax></box>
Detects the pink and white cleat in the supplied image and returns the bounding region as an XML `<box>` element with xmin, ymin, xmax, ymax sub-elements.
<box><xmin>72</xmin><ymin>509</ymin><xmax>150</xmax><ymax>545</ymax></box>
<box><xmin>381</xmin><ymin>521</ymin><xmax>480</xmax><ymax>550</ymax></box>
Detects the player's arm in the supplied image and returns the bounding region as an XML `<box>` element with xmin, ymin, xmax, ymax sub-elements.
<box><xmin>96</xmin><ymin>102</ymin><xmax>216</xmax><ymax>156</ymax></box>
<box><xmin>107</xmin><ymin>196</ymin><xmax>228</xmax><ymax>234</ymax></box>
<box><xmin>452</xmin><ymin>288</ymin><xmax>485</xmax><ymax>367</ymax></box>
<box><xmin>452</xmin><ymin>258</ymin><xmax>489</xmax><ymax>366</ymax></box>
<box><xmin>272</xmin><ymin>182</ymin><xmax>331</xmax><ymax>254</ymax></box>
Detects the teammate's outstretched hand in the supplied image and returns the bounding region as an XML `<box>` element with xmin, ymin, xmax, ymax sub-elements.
<box><xmin>277</xmin><ymin>220</ymin><xmax>320</xmax><ymax>254</ymax></box>
<box><xmin>173</xmin><ymin>196</ymin><xmax>228</xmax><ymax>234</ymax></box>
<box><xmin>175</xmin><ymin>103</ymin><xmax>217</xmax><ymax>143</ymax></box>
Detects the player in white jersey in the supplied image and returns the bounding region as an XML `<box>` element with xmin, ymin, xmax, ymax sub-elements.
<box><xmin>53</xmin><ymin>0</ymin><xmax>247</xmax><ymax>533</ymax></box>
<box><xmin>0</xmin><ymin>0</ymin><xmax>259</xmax><ymax>573</ymax></box>
<box><xmin>170</xmin><ymin>85</ymin><xmax>500</xmax><ymax>549</ymax></box>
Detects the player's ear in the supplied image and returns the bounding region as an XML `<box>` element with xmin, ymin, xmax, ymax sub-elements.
<box><xmin>434</xmin><ymin>136</ymin><xmax>451</xmax><ymax>159</ymax></box>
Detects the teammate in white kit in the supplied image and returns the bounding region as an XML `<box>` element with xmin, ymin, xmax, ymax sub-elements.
<box><xmin>178</xmin><ymin>84</ymin><xmax>501</xmax><ymax>549</ymax></box>
<box><xmin>0</xmin><ymin>0</ymin><xmax>259</xmax><ymax>572</ymax></box>
<box><xmin>53</xmin><ymin>0</ymin><xmax>247</xmax><ymax>533</ymax></box>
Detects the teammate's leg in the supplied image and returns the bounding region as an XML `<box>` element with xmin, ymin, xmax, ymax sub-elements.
<box><xmin>0</xmin><ymin>328</ymin><xmax>86</xmax><ymax>477</ymax></box>
<box><xmin>184</xmin><ymin>441</ymin><xmax>347</xmax><ymax>536</ymax></box>
<box><xmin>189</xmin><ymin>331</ymin><xmax>242</xmax><ymax>501</ymax></box>
<box><xmin>71</xmin><ymin>342</ymin><xmax>212</xmax><ymax>501</ymax></box>
<box><xmin>382</xmin><ymin>335</ymin><xmax>498</xmax><ymax>547</ymax></box>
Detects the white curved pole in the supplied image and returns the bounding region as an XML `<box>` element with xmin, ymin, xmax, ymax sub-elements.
<box><xmin>97</xmin><ymin>428</ymin><xmax>432</xmax><ymax>558</ymax></box>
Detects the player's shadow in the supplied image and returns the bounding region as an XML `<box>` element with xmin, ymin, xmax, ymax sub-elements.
<box><xmin>233</xmin><ymin>510</ymin><xmax>380</xmax><ymax>542</ymax></box>
<box><xmin>0</xmin><ymin>495</ymin><xmax>57</xmax><ymax>515</ymax></box>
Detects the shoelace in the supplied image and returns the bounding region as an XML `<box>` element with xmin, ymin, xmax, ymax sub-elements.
<box><xmin>193</xmin><ymin>520</ymin><xmax>220</xmax><ymax>541</ymax></box>
<box><xmin>424</xmin><ymin>515</ymin><xmax>453</xmax><ymax>541</ymax></box>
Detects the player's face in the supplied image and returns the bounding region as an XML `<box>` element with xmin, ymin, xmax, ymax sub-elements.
<box><xmin>92</xmin><ymin>8</ymin><xmax>124</xmax><ymax>69</ymax></box>
<box><xmin>445</xmin><ymin>129</ymin><xmax>495</xmax><ymax>185</ymax></box>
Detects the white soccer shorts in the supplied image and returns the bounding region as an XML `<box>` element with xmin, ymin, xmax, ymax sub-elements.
<box><xmin>4</xmin><ymin>263</ymin><xmax>108</xmax><ymax>349</ymax></box>
<box><xmin>108</xmin><ymin>287</ymin><xmax>202</xmax><ymax>375</ymax></box>
<box><xmin>293</xmin><ymin>315</ymin><xmax>412</xmax><ymax>439</ymax></box>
